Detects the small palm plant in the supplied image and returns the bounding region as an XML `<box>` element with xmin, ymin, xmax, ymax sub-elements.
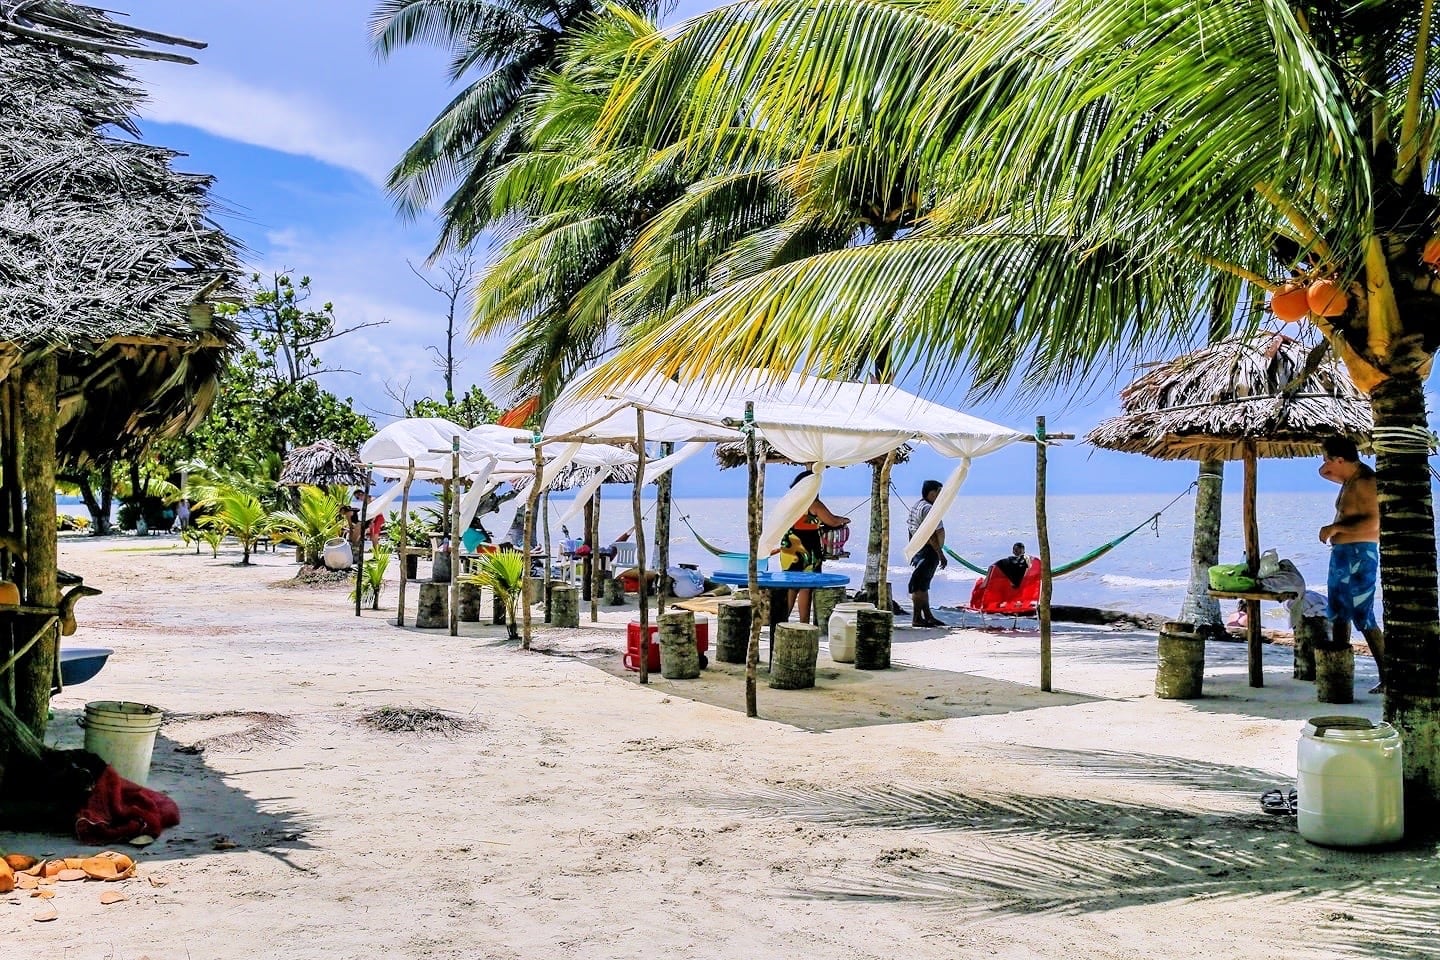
<box><xmin>198</xmin><ymin>526</ymin><xmax>224</xmax><ymax>559</ymax></box>
<box><xmin>197</xmin><ymin>486</ymin><xmax>269</xmax><ymax>565</ymax></box>
<box><xmin>351</xmin><ymin>543</ymin><xmax>392</xmax><ymax>611</ymax></box>
<box><xmin>465</xmin><ymin>550</ymin><xmax>527</xmax><ymax>644</ymax></box>
<box><xmin>268</xmin><ymin>485</ymin><xmax>349</xmax><ymax>566</ymax></box>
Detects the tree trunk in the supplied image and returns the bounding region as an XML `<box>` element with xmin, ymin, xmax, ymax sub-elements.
<box><xmin>863</xmin><ymin>459</ymin><xmax>885</xmax><ymax>596</ymax></box>
<box><xmin>655</xmin><ymin>442</ymin><xmax>674</xmax><ymax>611</ymax></box>
<box><xmin>1180</xmin><ymin>459</ymin><xmax>1225</xmax><ymax>638</ymax></box>
<box><xmin>16</xmin><ymin>354</ymin><xmax>59</xmax><ymax>736</ymax></box>
<box><xmin>1371</xmin><ymin>375</ymin><xmax>1440</xmax><ymax>808</ymax></box>
<box><xmin>98</xmin><ymin>462</ymin><xmax>112</xmax><ymax>535</ymax></box>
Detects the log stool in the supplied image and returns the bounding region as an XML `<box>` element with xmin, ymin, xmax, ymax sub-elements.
<box><xmin>457</xmin><ymin>582</ymin><xmax>482</xmax><ymax>622</ymax></box>
<box><xmin>415</xmin><ymin>582</ymin><xmax>448</xmax><ymax>629</ymax></box>
<box><xmin>524</xmin><ymin>577</ymin><xmax>544</xmax><ymax>606</ymax></box>
<box><xmin>1316</xmin><ymin>645</ymin><xmax>1355</xmax><ymax>704</ymax></box>
<box><xmin>659</xmin><ymin>610</ymin><xmax>700</xmax><ymax>679</ymax></box>
<box><xmin>769</xmin><ymin>622</ymin><xmax>819</xmax><ymax>689</ymax></box>
<box><xmin>716</xmin><ymin>599</ymin><xmax>751</xmax><ymax>664</ymax></box>
<box><xmin>854</xmin><ymin>608</ymin><xmax>893</xmax><ymax>670</ymax></box>
<box><xmin>813</xmin><ymin>586</ymin><xmax>846</xmax><ymax>633</ymax></box>
<box><xmin>1155</xmin><ymin>621</ymin><xmax>1204</xmax><ymax>699</ymax></box>
<box><xmin>491</xmin><ymin>593</ymin><xmax>506</xmax><ymax>626</ymax></box>
<box><xmin>545</xmin><ymin>578</ymin><xmax>568</xmax><ymax>623</ymax></box>
<box><xmin>552</xmin><ymin>583</ymin><xmax>580</xmax><ymax>628</ymax></box>
<box><xmin>1294</xmin><ymin>615</ymin><xmax>1325</xmax><ymax>681</ymax></box>
<box><xmin>603</xmin><ymin>576</ymin><xmax>626</xmax><ymax>605</ymax></box>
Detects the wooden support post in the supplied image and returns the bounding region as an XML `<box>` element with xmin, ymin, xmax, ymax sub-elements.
<box><xmin>396</xmin><ymin>461</ymin><xmax>414</xmax><ymax>627</ymax></box>
<box><xmin>449</xmin><ymin>437</ymin><xmax>462</xmax><ymax>637</ymax></box>
<box><xmin>1243</xmin><ymin>442</ymin><xmax>1263</xmax><ymax>687</ymax></box>
<box><xmin>875</xmin><ymin>451</ymin><xmax>896</xmax><ymax>612</ymax></box>
<box><xmin>582</xmin><ymin>497</ymin><xmax>595</xmax><ymax>603</ymax></box>
<box><xmin>355</xmin><ymin>475</ymin><xmax>367</xmax><ymax>617</ymax></box>
<box><xmin>522</xmin><ymin>443</ymin><xmax>543</xmax><ymax>650</ymax></box>
<box><xmin>17</xmin><ymin>353</ymin><xmax>57</xmax><ymax>735</ymax></box>
<box><xmin>633</xmin><ymin>411</ymin><xmax>651</xmax><ymax>683</ymax></box>
<box><xmin>656</xmin><ymin>442</ymin><xmax>674</xmax><ymax>615</ymax></box>
<box><xmin>590</xmin><ymin>486</ymin><xmax>601</xmax><ymax>622</ymax></box>
<box><xmin>744</xmin><ymin>403</ymin><xmax>766</xmax><ymax>717</ymax></box>
<box><xmin>1036</xmin><ymin>416</ymin><xmax>1053</xmax><ymax>693</ymax></box>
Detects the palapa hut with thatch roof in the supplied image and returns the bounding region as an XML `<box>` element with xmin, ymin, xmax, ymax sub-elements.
<box><xmin>280</xmin><ymin>440</ymin><xmax>369</xmax><ymax>491</ymax></box>
<box><xmin>1087</xmin><ymin>332</ymin><xmax>1372</xmax><ymax>687</ymax></box>
<box><xmin>0</xmin><ymin>2</ymin><xmax>240</xmax><ymax>746</ymax></box>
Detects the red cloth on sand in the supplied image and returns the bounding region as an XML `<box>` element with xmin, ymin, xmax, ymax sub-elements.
<box><xmin>75</xmin><ymin>766</ymin><xmax>181</xmax><ymax>843</ymax></box>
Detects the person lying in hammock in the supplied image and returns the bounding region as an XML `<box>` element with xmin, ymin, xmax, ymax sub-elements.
<box><xmin>993</xmin><ymin>543</ymin><xmax>1030</xmax><ymax>588</ymax></box>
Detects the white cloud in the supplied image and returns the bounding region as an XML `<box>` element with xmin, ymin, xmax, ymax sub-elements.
<box><xmin>137</xmin><ymin>66</ymin><xmax>392</xmax><ymax>185</ymax></box>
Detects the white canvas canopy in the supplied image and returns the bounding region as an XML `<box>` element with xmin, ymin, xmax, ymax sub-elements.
<box><xmin>543</xmin><ymin>370</ymin><xmax>1024</xmax><ymax>555</ymax></box>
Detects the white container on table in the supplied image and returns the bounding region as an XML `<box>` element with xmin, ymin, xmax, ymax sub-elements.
<box><xmin>1297</xmin><ymin>715</ymin><xmax>1404</xmax><ymax>847</ymax></box>
<box><xmin>827</xmin><ymin>602</ymin><xmax>876</xmax><ymax>663</ymax></box>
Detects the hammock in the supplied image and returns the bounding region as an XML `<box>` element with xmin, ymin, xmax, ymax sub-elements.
<box><xmin>940</xmin><ymin>483</ymin><xmax>1197</xmax><ymax>579</ymax></box>
<box><xmin>675</xmin><ymin>503</ymin><xmax>850</xmax><ymax>560</ymax></box>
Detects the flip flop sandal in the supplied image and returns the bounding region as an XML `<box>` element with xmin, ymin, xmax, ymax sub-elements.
<box><xmin>1260</xmin><ymin>788</ymin><xmax>1298</xmax><ymax>815</ymax></box>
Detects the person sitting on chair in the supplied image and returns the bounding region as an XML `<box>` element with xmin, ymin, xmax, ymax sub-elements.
<box><xmin>994</xmin><ymin>542</ymin><xmax>1029</xmax><ymax>588</ymax></box>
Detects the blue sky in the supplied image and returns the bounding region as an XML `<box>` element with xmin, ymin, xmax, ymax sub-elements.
<box><xmin>123</xmin><ymin>1</ymin><xmax>1415</xmax><ymax>499</ymax></box>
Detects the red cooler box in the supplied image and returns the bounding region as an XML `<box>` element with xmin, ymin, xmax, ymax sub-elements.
<box><xmin>625</xmin><ymin>620</ymin><xmax>709</xmax><ymax>672</ymax></box>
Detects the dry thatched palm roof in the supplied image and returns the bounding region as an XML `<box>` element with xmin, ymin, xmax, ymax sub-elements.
<box><xmin>1</xmin><ymin>1</ymin><xmax>240</xmax><ymax>466</ymax></box>
<box><xmin>514</xmin><ymin>463</ymin><xmax>640</xmax><ymax>493</ymax></box>
<box><xmin>1086</xmin><ymin>333</ymin><xmax>1372</xmax><ymax>461</ymax></box>
<box><xmin>280</xmin><ymin>440</ymin><xmax>369</xmax><ymax>489</ymax></box>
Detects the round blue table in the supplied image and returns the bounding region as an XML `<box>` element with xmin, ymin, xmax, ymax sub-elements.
<box><xmin>708</xmin><ymin>570</ymin><xmax>850</xmax><ymax>591</ymax></box>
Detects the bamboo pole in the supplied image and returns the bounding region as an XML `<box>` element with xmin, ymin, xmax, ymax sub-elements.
<box><xmin>744</xmin><ymin>402</ymin><xmax>766</xmax><ymax>717</ymax></box>
<box><xmin>354</xmin><ymin>475</ymin><xmax>368</xmax><ymax>617</ymax></box>
<box><xmin>522</xmin><ymin>443</ymin><xmax>543</xmax><ymax>650</ymax></box>
<box><xmin>875</xmin><ymin>451</ymin><xmax>896</xmax><ymax>612</ymax></box>
<box><xmin>656</xmin><ymin>441</ymin><xmax>674</xmax><ymax>615</ymax></box>
<box><xmin>633</xmin><ymin>411</ymin><xmax>651</xmax><ymax>683</ymax></box>
<box><xmin>450</xmin><ymin>437</ymin><xmax>462</xmax><ymax>637</ymax></box>
<box><xmin>1243</xmin><ymin>441</ymin><xmax>1263</xmax><ymax>687</ymax></box>
<box><xmin>1036</xmin><ymin>416</ymin><xmax>1053</xmax><ymax>692</ymax></box>
<box><xmin>582</xmin><ymin>497</ymin><xmax>594</xmax><ymax>602</ymax></box>
<box><xmin>17</xmin><ymin>353</ymin><xmax>58</xmax><ymax>735</ymax></box>
<box><xmin>590</xmin><ymin>486</ymin><xmax>601</xmax><ymax>622</ymax></box>
<box><xmin>542</xmin><ymin>491</ymin><xmax>552</xmax><ymax>622</ymax></box>
<box><xmin>395</xmin><ymin>460</ymin><xmax>414</xmax><ymax>627</ymax></box>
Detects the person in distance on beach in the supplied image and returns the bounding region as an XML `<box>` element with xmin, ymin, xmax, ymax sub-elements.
<box><xmin>1317</xmin><ymin>436</ymin><xmax>1384</xmax><ymax>695</ymax></box>
<box><xmin>906</xmin><ymin>479</ymin><xmax>947</xmax><ymax>627</ymax></box>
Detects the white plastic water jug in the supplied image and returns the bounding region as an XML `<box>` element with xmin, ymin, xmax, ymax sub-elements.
<box><xmin>827</xmin><ymin>602</ymin><xmax>876</xmax><ymax>663</ymax></box>
<box><xmin>1297</xmin><ymin>715</ymin><xmax>1404</xmax><ymax>847</ymax></box>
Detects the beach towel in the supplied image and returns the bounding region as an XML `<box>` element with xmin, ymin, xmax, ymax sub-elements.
<box><xmin>74</xmin><ymin>766</ymin><xmax>180</xmax><ymax>844</ymax></box>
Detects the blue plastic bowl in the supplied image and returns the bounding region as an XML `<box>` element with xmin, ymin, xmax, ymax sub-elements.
<box><xmin>60</xmin><ymin>647</ymin><xmax>113</xmax><ymax>687</ymax></box>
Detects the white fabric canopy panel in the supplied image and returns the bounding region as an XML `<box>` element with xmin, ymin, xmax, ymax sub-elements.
<box><xmin>543</xmin><ymin>368</ymin><xmax>1026</xmax><ymax>558</ymax></box>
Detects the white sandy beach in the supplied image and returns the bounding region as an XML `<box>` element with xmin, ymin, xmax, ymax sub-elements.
<box><xmin>10</xmin><ymin>535</ymin><xmax>1429</xmax><ymax>960</ymax></box>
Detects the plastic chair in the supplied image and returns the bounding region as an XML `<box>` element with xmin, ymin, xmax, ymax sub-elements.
<box><xmin>969</xmin><ymin>562</ymin><xmax>1042</xmax><ymax>624</ymax></box>
<box><xmin>610</xmin><ymin>541</ymin><xmax>638</xmax><ymax>568</ymax></box>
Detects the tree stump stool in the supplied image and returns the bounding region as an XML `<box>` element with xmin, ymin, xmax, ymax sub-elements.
<box><xmin>1316</xmin><ymin>646</ymin><xmax>1355</xmax><ymax>704</ymax></box>
<box><xmin>659</xmin><ymin>610</ymin><xmax>700</xmax><ymax>679</ymax></box>
<box><xmin>716</xmin><ymin>599</ymin><xmax>751</xmax><ymax>664</ymax></box>
<box><xmin>458</xmin><ymin>582</ymin><xmax>482</xmax><ymax>622</ymax></box>
<box><xmin>545</xmin><ymin>579</ymin><xmax>567</xmax><ymax>623</ymax></box>
<box><xmin>854</xmin><ymin>608</ymin><xmax>893</xmax><ymax>670</ymax></box>
<box><xmin>491</xmin><ymin>593</ymin><xmax>506</xmax><ymax>625</ymax></box>
<box><xmin>813</xmin><ymin>586</ymin><xmax>846</xmax><ymax>633</ymax></box>
<box><xmin>415</xmin><ymin>582</ymin><xmax>448</xmax><ymax>629</ymax></box>
<box><xmin>1294</xmin><ymin>615</ymin><xmax>1325</xmax><ymax>681</ymax></box>
<box><xmin>603</xmin><ymin>576</ymin><xmax>626</xmax><ymax>606</ymax></box>
<box><xmin>524</xmin><ymin>577</ymin><xmax>544</xmax><ymax>606</ymax></box>
<box><xmin>552</xmin><ymin>583</ymin><xmax>580</xmax><ymax>629</ymax></box>
<box><xmin>769</xmin><ymin>622</ymin><xmax>819</xmax><ymax>689</ymax></box>
<box><xmin>1155</xmin><ymin>621</ymin><xmax>1204</xmax><ymax>699</ymax></box>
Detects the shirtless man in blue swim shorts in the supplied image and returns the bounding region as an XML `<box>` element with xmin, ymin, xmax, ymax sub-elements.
<box><xmin>1318</xmin><ymin>437</ymin><xmax>1384</xmax><ymax>694</ymax></box>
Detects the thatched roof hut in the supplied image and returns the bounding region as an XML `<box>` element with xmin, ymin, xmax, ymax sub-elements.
<box><xmin>1086</xmin><ymin>333</ymin><xmax>1372</xmax><ymax>460</ymax></box>
<box><xmin>0</xmin><ymin>2</ymin><xmax>240</xmax><ymax>739</ymax></box>
<box><xmin>280</xmin><ymin>441</ymin><xmax>369</xmax><ymax>490</ymax></box>
<box><xmin>1</xmin><ymin>1</ymin><xmax>239</xmax><ymax>469</ymax></box>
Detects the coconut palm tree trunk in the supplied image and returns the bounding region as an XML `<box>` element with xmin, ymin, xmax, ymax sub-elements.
<box><xmin>1180</xmin><ymin>460</ymin><xmax>1224</xmax><ymax>637</ymax></box>
<box><xmin>1370</xmin><ymin>374</ymin><xmax>1440</xmax><ymax>804</ymax></box>
<box><xmin>863</xmin><ymin>459</ymin><xmax>885</xmax><ymax>599</ymax></box>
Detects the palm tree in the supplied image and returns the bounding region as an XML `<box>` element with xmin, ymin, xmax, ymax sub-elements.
<box><xmin>197</xmin><ymin>486</ymin><xmax>270</xmax><ymax>565</ymax></box>
<box><xmin>370</xmin><ymin>0</ymin><xmax>659</xmax><ymax>253</ymax></box>
<box><xmin>579</xmin><ymin>0</ymin><xmax>1440</xmax><ymax>803</ymax></box>
<box><xmin>268</xmin><ymin>485</ymin><xmax>350</xmax><ymax>566</ymax></box>
<box><xmin>467</xmin><ymin>550</ymin><xmax>527</xmax><ymax>642</ymax></box>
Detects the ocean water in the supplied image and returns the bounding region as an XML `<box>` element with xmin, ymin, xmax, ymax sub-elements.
<box><xmin>552</xmin><ymin>490</ymin><xmax>1347</xmax><ymax>622</ymax></box>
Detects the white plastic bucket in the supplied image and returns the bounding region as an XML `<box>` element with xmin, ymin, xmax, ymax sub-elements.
<box><xmin>323</xmin><ymin>537</ymin><xmax>352</xmax><ymax>571</ymax></box>
<box><xmin>827</xmin><ymin>602</ymin><xmax>876</xmax><ymax>663</ymax></box>
<box><xmin>1297</xmin><ymin>715</ymin><xmax>1404</xmax><ymax>847</ymax></box>
<box><xmin>81</xmin><ymin>701</ymin><xmax>163</xmax><ymax>786</ymax></box>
